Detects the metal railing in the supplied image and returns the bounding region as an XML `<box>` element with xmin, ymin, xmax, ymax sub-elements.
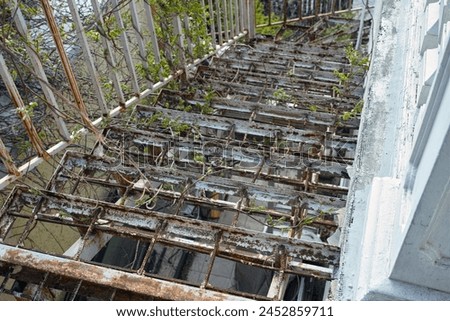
<box><xmin>0</xmin><ymin>0</ymin><xmax>355</xmax><ymax>190</ymax></box>
<box><xmin>0</xmin><ymin>0</ymin><xmax>256</xmax><ymax>190</ymax></box>
<box><xmin>256</xmin><ymin>0</ymin><xmax>354</xmax><ymax>28</ymax></box>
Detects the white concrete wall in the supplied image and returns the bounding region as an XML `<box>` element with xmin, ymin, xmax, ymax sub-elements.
<box><xmin>336</xmin><ymin>0</ymin><xmax>450</xmax><ymax>301</ymax></box>
<box><xmin>390</xmin><ymin>0</ymin><xmax>450</xmax><ymax>291</ymax></box>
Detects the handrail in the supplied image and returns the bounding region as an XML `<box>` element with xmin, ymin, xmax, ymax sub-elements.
<box><xmin>0</xmin><ymin>0</ymin><xmax>251</xmax><ymax>190</ymax></box>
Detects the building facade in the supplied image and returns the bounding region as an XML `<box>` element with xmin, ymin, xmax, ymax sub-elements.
<box><xmin>337</xmin><ymin>0</ymin><xmax>450</xmax><ymax>300</ymax></box>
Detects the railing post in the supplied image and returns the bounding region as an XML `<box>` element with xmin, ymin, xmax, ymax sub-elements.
<box><xmin>355</xmin><ymin>1</ymin><xmax>367</xmax><ymax>50</ymax></box>
<box><xmin>172</xmin><ymin>14</ymin><xmax>186</xmax><ymax>70</ymax></box>
<box><xmin>40</xmin><ymin>0</ymin><xmax>103</xmax><ymax>142</ymax></box>
<box><xmin>68</xmin><ymin>0</ymin><xmax>108</xmax><ymax>113</ymax></box>
<box><xmin>10</xmin><ymin>0</ymin><xmax>70</xmax><ymax>141</ymax></box>
<box><xmin>246</xmin><ymin>0</ymin><xmax>256</xmax><ymax>39</ymax></box>
<box><xmin>0</xmin><ymin>54</ymin><xmax>49</xmax><ymax>159</ymax></box>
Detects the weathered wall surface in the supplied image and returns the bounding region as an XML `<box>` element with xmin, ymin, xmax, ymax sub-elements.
<box><xmin>336</xmin><ymin>0</ymin><xmax>450</xmax><ymax>300</ymax></box>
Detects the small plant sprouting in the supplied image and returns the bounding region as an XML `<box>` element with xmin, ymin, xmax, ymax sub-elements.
<box><xmin>200</xmin><ymin>103</ymin><xmax>214</xmax><ymax>115</ymax></box>
<box><xmin>333</xmin><ymin>45</ymin><xmax>370</xmax><ymax>94</ymax></box>
<box><xmin>200</xmin><ymin>87</ymin><xmax>216</xmax><ymax>115</ymax></box>
<box><xmin>148</xmin><ymin>111</ymin><xmax>163</xmax><ymax>125</ymax></box>
<box><xmin>176</xmin><ymin>101</ymin><xmax>193</xmax><ymax>112</ymax></box>
<box><xmin>301</xmin><ymin>216</ymin><xmax>317</xmax><ymax>226</ymax></box>
<box><xmin>345</xmin><ymin>45</ymin><xmax>370</xmax><ymax>72</ymax></box>
<box><xmin>266</xmin><ymin>214</ymin><xmax>287</xmax><ymax>228</ymax></box>
<box><xmin>341</xmin><ymin>99</ymin><xmax>364</xmax><ymax>121</ymax></box>
<box><xmin>193</xmin><ymin>152</ymin><xmax>205</xmax><ymax>163</ymax></box>
<box><xmin>333</xmin><ymin>69</ymin><xmax>350</xmax><ymax>83</ymax></box>
<box><xmin>70</xmin><ymin>124</ymin><xmax>84</xmax><ymax>142</ymax></box>
<box><xmin>273</xmin><ymin>88</ymin><xmax>291</xmax><ymax>102</ymax></box>
<box><xmin>332</xmin><ymin>45</ymin><xmax>369</xmax><ymax>119</ymax></box>
<box><xmin>162</xmin><ymin>183</ymin><xmax>174</xmax><ymax>191</ymax></box>
<box><xmin>17</xmin><ymin>101</ymin><xmax>38</xmax><ymax>120</ymax></box>
<box><xmin>161</xmin><ymin>117</ymin><xmax>190</xmax><ymax>135</ymax></box>
<box><xmin>332</xmin><ymin>86</ymin><xmax>342</xmax><ymax>96</ymax></box>
<box><xmin>309</xmin><ymin>105</ymin><xmax>319</xmax><ymax>112</ymax></box>
<box><xmin>86</xmin><ymin>29</ymin><xmax>100</xmax><ymax>42</ymax></box>
<box><xmin>135</xmin><ymin>194</ymin><xmax>158</xmax><ymax>209</ymax></box>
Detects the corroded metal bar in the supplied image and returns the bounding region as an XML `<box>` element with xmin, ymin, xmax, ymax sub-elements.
<box><xmin>210</xmin><ymin>56</ymin><xmax>355</xmax><ymax>81</ymax></box>
<box><xmin>200</xmin><ymin>0</ymin><xmax>209</xmax><ymax>39</ymax></box>
<box><xmin>102</xmin><ymin>124</ymin><xmax>350</xmax><ymax>178</ymax></box>
<box><xmin>283</xmin><ymin>0</ymin><xmax>288</xmax><ymax>25</ymax></box>
<box><xmin>55</xmin><ymin>172</ymin><xmax>340</xmax><ymax>231</ymax></box>
<box><xmin>215</xmin><ymin>0</ymin><xmax>223</xmax><ymax>44</ymax></box>
<box><xmin>199</xmin><ymin>65</ymin><xmax>363</xmax><ymax>94</ymax></box>
<box><xmin>214</xmin><ymin>41</ymin><xmax>356</xmax><ymax>64</ymax></box>
<box><xmin>51</xmin><ymin>151</ymin><xmax>342</xmax><ymax>226</ymax></box>
<box><xmin>5</xmin><ymin>187</ymin><xmax>340</xmax><ymax>268</ymax></box>
<box><xmin>3</xmin><ymin>196</ymin><xmax>335</xmax><ymax>281</ymax></box>
<box><xmin>0</xmin><ymin>183</ymin><xmax>23</xmax><ymax>241</ymax></box>
<box><xmin>222</xmin><ymin>0</ymin><xmax>230</xmax><ymax>41</ymax></box>
<box><xmin>247</xmin><ymin>0</ymin><xmax>256</xmax><ymax>38</ymax></box>
<box><xmin>355</xmin><ymin>3</ymin><xmax>367</xmax><ymax>50</ymax></box>
<box><xmin>198</xmin><ymin>78</ymin><xmax>361</xmax><ymax>109</ymax></box>
<box><xmin>267</xmin><ymin>247</ymin><xmax>289</xmax><ymax>299</ymax></box>
<box><xmin>0</xmin><ymin>244</ymin><xmax>250</xmax><ymax>301</ymax></box>
<box><xmin>137</xmin><ymin>221</ymin><xmax>165</xmax><ymax>275</ymax></box>
<box><xmin>201</xmin><ymin>231</ymin><xmax>222</xmax><ymax>289</ymax></box>
<box><xmin>298</xmin><ymin>0</ymin><xmax>302</xmax><ymax>20</ymax></box>
<box><xmin>135</xmin><ymin>104</ymin><xmax>356</xmax><ymax>148</ymax></box>
<box><xmin>56</xmin><ymin>151</ymin><xmax>346</xmax><ymax>211</ymax></box>
<box><xmin>256</xmin><ymin>7</ymin><xmax>363</xmax><ymax>28</ymax></box>
<box><xmin>179</xmin><ymin>96</ymin><xmax>359</xmax><ymax>129</ymax></box>
<box><xmin>208</xmin><ymin>0</ymin><xmax>217</xmax><ymax>47</ymax></box>
<box><xmin>233</xmin><ymin>0</ymin><xmax>240</xmax><ymax>34</ymax></box>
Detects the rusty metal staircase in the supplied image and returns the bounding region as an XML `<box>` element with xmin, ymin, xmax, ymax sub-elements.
<box><xmin>0</xmin><ymin>9</ymin><xmax>369</xmax><ymax>301</ymax></box>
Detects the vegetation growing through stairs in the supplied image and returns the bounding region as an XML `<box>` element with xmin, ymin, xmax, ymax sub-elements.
<box><xmin>333</xmin><ymin>45</ymin><xmax>370</xmax><ymax>120</ymax></box>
